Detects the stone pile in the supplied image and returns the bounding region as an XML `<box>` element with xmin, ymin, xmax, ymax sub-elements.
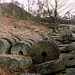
<box><xmin>0</xmin><ymin>25</ymin><xmax>75</xmax><ymax>75</ymax></box>
<box><xmin>0</xmin><ymin>34</ymin><xmax>61</xmax><ymax>74</ymax></box>
<box><xmin>53</xmin><ymin>25</ymin><xmax>75</xmax><ymax>75</ymax></box>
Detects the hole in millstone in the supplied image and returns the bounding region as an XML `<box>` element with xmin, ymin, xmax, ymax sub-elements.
<box><xmin>62</xmin><ymin>72</ymin><xmax>66</xmax><ymax>74</ymax></box>
<box><xmin>69</xmin><ymin>57</ymin><xmax>74</xmax><ymax>60</ymax></box>
<box><xmin>19</xmin><ymin>51</ymin><xmax>23</xmax><ymax>55</ymax></box>
<box><xmin>42</xmin><ymin>51</ymin><xmax>47</xmax><ymax>57</ymax></box>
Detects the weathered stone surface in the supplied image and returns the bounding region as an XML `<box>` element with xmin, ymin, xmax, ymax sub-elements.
<box><xmin>28</xmin><ymin>35</ymin><xmax>43</xmax><ymax>42</ymax></box>
<box><xmin>63</xmin><ymin>55</ymin><xmax>75</xmax><ymax>67</ymax></box>
<box><xmin>56</xmin><ymin>68</ymin><xmax>75</xmax><ymax>75</ymax></box>
<box><xmin>62</xmin><ymin>44</ymin><xmax>75</xmax><ymax>53</ymax></box>
<box><xmin>57</xmin><ymin>25</ymin><xmax>72</xmax><ymax>44</ymax></box>
<box><xmin>12</xmin><ymin>37</ymin><xmax>20</xmax><ymax>43</ymax></box>
<box><xmin>30</xmin><ymin>40</ymin><xmax>60</xmax><ymax>64</ymax></box>
<box><xmin>11</xmin><ymin>39</ymin><xmax>60</xmax><ymax>64</ymax></box>
<box><xmin>71</xmin><ymin>27</ymin><xmax>75</xmax><ymax>33</ymax></box>
<box><xmin>14</xmin><ymin>34</ymin><xmax>24</xmax><ymax>41</ymax></box>
<box><xmin>11</xmin><ymin>35</ymin><xmax>60</xmax><ymax>64</ymax></box>
<box><xmin>34</xmin><ymin>28</ymin><xmax>40</xmax><ymax>32</ymax></box>
<box><xmin>70</xmin><ymin>37</ymin><xmax>75</xmax><ymax>42</ymax></box>
<box><xmin>11</xmin><ymin>35</ymin><xmax>43</xmax><ymax>56</ymax></box>
<box><xmin>20</xmin><ymin>73</ymin><xmax>41</xmax><ymax>75</ymax></box>
<box><xmin>3</xmin><ymin>37</ymin><xmax>15</xmax><ymax>45</ymax></box>
<box><xmin>58</xmin><ymin>25</ymin><xmax>70</xmax><ymax>30</ymax></box>
<box><xmin>11</xmin><ymin>41</ymin><xmax>30</xmax><ymax>56</ymax></box>
<box><xmin>0</xmin><ymin>39</ymin><xmax>10</xmax><ymax>53</ymax></box>
<box><xmin>0</xmin><ymin>55</ymin><xmax>32</xmax><ymax>72</ymax></box>
<box><xmin>35</xmin><ymin>59</ymin><xmax>65</xmax><ymax>74</ymax></box>
<box><xmin>24</xmin><ymin>39</ymin><xmax>35</xmax><ymax>46</ymax></box>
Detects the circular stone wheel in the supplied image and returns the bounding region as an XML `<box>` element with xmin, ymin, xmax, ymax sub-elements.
<box><xmin>63</xmin><ymin>44</ymin><xmax>75</xmax><ymax>53</ymax></box>
<box><xmin>70</xmin><ymin>37</ymin><xmax>75</xmax><ymax>42</ymax></box>
<box><xmin>24</xmin><ymin>39</ymin><xmax>35</xmax><ymax>46</ymax></box>
<box><xmin>11</xmin><ymin>41</ymin><xmax>32</xmax><ymax>56</ymax></box>
<box><xmin>35</xmin><ymin>59</ymin><xmax>65</xmax><ymax>74</ymax></box>
<box><xmin>14</xmin><ymin>34</ymin><xmax>23</xmax><ymax>41</ymax></box>
<box><xmin>0</xmin><ymin>39</ymin><xmax>10</xmax><ymax>53</ymax></box>
<box><xmin>60</xmin><ymin>32</ymin><xmax>72</xmax><ymax>38</ymax></box>
<box><xmin>3</xmin><ymin>37</ymin><xmax>15</xmax><ymax>45</ymax></box>
<box><xmin>56</xmin><ymin>68</ymin><xmax>75</xmax><ymax>75</ymax></box>
<box><xmin>12</xmin><ymin>37</ymin><xmax>20</xmax><ymax>43</ymax></box>
<box><xmin>63</xmin><ymin>55</ymin><xmax>75</xmax><ymax>67</ymax></box>
<box><xmin>30</xmin><ymin>40</ymin><xmax>60</xmax><ymax>64</ymax></box>
<box><xmin>28</xmin><ymin>35</ymin><xmax>43</xmax><ymax>42</ymax></box>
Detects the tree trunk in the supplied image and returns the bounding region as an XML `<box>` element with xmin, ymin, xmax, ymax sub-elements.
<box><xmin>53</xmin><ymin>0</ymin><xmax>58</xmax><ymax>32</ymax></box>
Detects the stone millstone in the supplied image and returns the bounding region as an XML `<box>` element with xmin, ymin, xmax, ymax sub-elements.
<box><xmin>28</xmin><ymin>35</ymin><xmax>43</xmax><ymax>42</ymax></box>
<box><xmin>12</xmin><ymin>37</ymin><xmax>20</xmax><ymax>43</ymax></box>
<box><xmin>0</xmin><ymin>55</ymin><xmax>32</xmax><ymax>72</ymax></box>
<box><xmin>20</xmin><ymin>73</ymin><xmax>41</xmax><ymax>75</ymax></box>
<box><xmin>3</xmin><ymin>37</ymin><xmax>15</xmax><ymax>45</ymax></box>
<box><xmin>63</xmin><ymin>55</ymin><xmax>75</xmax><ymax>67</ymax></box>
<box><xmin>58</xmin><ymin>25</ymin><xmax>70</xmax><ymax>30</ymax></box>
<box><xmin>11</xmin><ymin>35</ymin><xmax>43</xmax><ymax>56</ymax></box>
<box><xmin>62</xmin><ymin>44</ymin><xmax>75</xmax><ymax>53</ymax></box>
<box><xmin>35</xmin><ymin>59</ymin><xmax>65</xmax><ymax>74</ymax></box>
<box><xmin>56</xmin><ymin>68</ymin><xmax>75</xmax><ymax>75</ymax></box>
<box><xmin>14</xmin><ymin>34</ymin><xmax>24</xmax><ymax>41</ymax></box>
<box><xmin>71</xmin><ymin>27</ymin><xmax>75</xmax><ymax>33</ymax></box>
<box><xmin>70</xmin><ymin>37</ymin><xmax>75</xmax><ymax>42</ymax></box>
<box><xmin>30</xmin><ymin>40</ymin><xmax>60</xmax><ymax>64</ymax></box>
<box><xmin>0</xmin><ymin>39</ymin><xmax>10</xmax><ymax>53</ymax></box>
<box><xmin>24</xmin><ymin>39</ymin><xmax>35</xmax><ymax>46</ymax></box>
<box><xmin>11</xmin><ymin>41</ymin><xmax>32</xmax><ymax>55</ymax></box>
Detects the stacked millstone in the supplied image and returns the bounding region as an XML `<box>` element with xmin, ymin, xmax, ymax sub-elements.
<box><xmin>0</xmin><ymin>35</ymin><xmax>23</xmax><ymax>54</ymax></box>
<box><xmin>11</xmin><ymin>35</ymin><xmax>60</xmax><ymax>63</ymax></box>
<box><xmin>71</xmin><ymin>27</ymin><xmax>75</xmax><ymax>33</ymax></box>
<box><xmin>0</xmin><ymin>55</ymin><xmax>32</xmax><ymax>73</ymax></box>
<box><xmin>10</xmin><ymin>35</ymin><xmax>66</xmax><ymax>74</ymax></box>
<box><xmin>0</xmin><ymin>35</ymin><xmax>33</xmax><ymax>74</ymax></box>
<box><xmin>57</xmin><ymin>26</ymin><xmax>73</xmax><ymax>44</ymax></box>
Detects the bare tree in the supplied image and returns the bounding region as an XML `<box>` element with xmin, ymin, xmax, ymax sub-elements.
<box><xmin>37</xmin><ymin>0</ymin><xmax>44</xmax><ymax>23</ymax></box>
<box><xmin>0</xmin><ymin>0</ymin><xmax>3</xmax><ymax>24</ymax></box>
<box><xmin>45</xmin><ymin>0</ymin><xmax>75</xmax><ymax>32</ymax></box>
<box><xmin>10</xmin><ymin>0</ymin><xmax>16</xmax><ymax>25</ymax></box>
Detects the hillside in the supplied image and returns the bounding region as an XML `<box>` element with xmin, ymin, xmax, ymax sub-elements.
<box><xmin>0</xmin><ymin>3</ymin><xmax>35</xmax><ymax>20</ymax></box>
<box><xmin>0</xmin><ymin>16</ymin><xmax>51</xmax><ymax>39</ymax></box>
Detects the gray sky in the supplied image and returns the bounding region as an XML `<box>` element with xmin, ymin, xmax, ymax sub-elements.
<box><xmin>2</xmin><ymin>0</ymin><xmax>75</xmax><ymax>16</ymax></box>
